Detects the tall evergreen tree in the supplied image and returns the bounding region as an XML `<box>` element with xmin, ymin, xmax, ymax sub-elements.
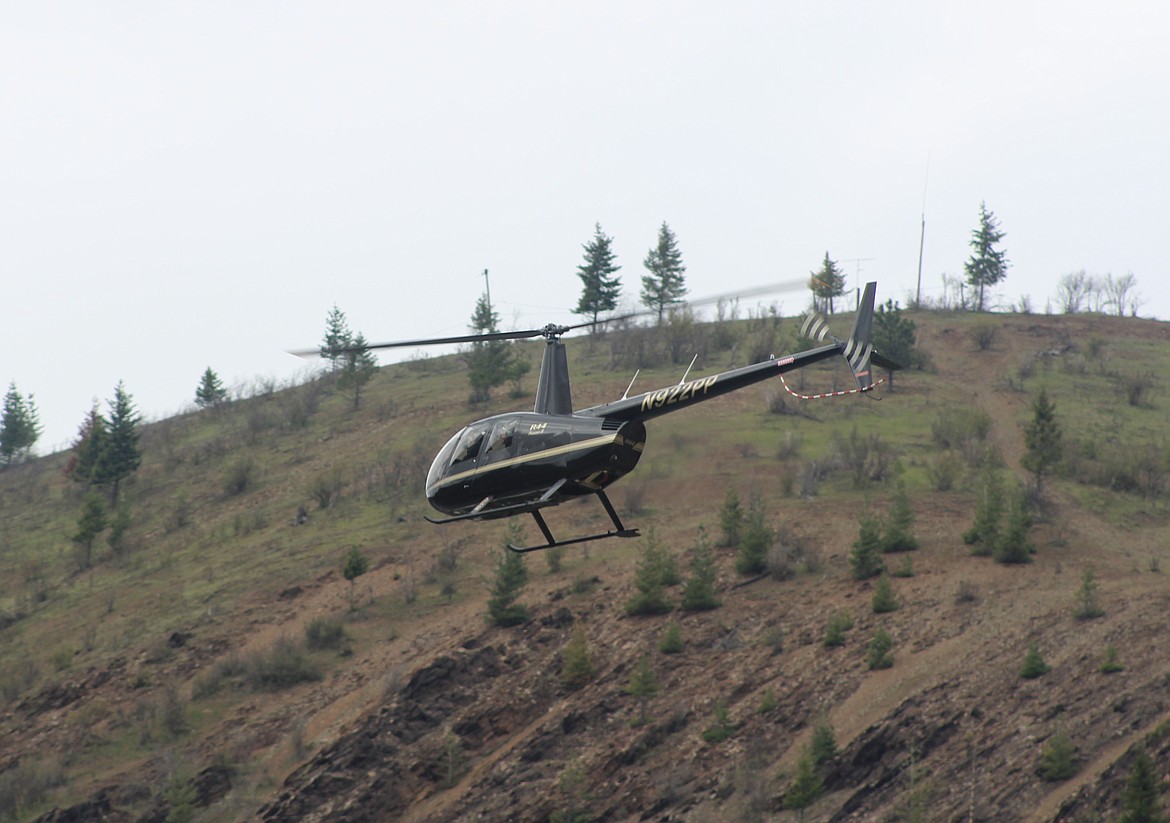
<box><xmin>964</xmin><ymin>465</ymin><xmax>1005</xmax><ymax>556</ymax></box>
<box><xmin>626</xmin><ymin>654</ymin><xmax>658</xmax><ymax>725</ymax></box>
<box><xmin>194</xmin><ymin>367</ymin><xmax>228</xmax><ymax>409</ymax></box>
<box><xmin>625</xmin><ymin>530</ymin><xmax>676</xmax><ymax>616</ymax></box>
<box><xmin>487</xmin><ymin>547</ymin><xmax>530</xmax><ymax>626</ymax></box>
<box><xmin>66</xmin><ymin>402</ymin><xmax>108</xmax><ymax>486</ymax></box>
<box><xmin>1021</xmin><ymin>388</ymin><xmax>1062</xmax><ymax>493</ymax></box>
<box><xmin>850</xmin><ymin>509</ymin><xmax>885</xmax><ymax>579</ymax></box>
<box><xmin>882</xmin><ymin>479</ymin><xmax>919</xmax><ymax>553</ymax></box>
<box><xmin>718</xmin><ymin>487</ymin><xmax>743</xmax><ymax>547</ymax></box>
<box><xmin>464</xmin><ymin>292</ymin><xmax>527</xmax><ymax>403</ymax></box>
<box><xmin>872</xmin><ymin>300</ymin><xmax>917</xmax><ymax>389</ymax></box>
<box><xmin>319</xmin><ymin>304</ymin><xmax>353</xmax><ymax>370</ymax></box>
<box><xmin>785</xmin><ymin>746</ymin><xmax>824</xmax><ymax>820</ymax></box>
<box><xmin>809</xmin><ymin>252</ymin><xmax>847</xmax><ymax>315</ymax></box>
<box><xmin>964</xmin><ymin>202</ymin><xmax>1008</xmax><ymax>311</ymax></box>
<box><xmin>994</xmin><ymin>485</ymin><xmax>1034</xmax><ymax>564</ymax></box>
<box><xmin>98</xmin><ymin>382</ymin><xmax>142</xmax><ymax>507</ymax></box>
<box><xmin>641</xmin><ymin>222</ymin><xmax>688</xmax><ymax>324</ymax></box>
<box><xmin>561</xmin><ymin>623</ymin><xmax>595</xmax><ymax>690</ymax></box>
<box><xmin>681</xmin><ymin>529</ymin><xmax>721</xmax><ymax>612</ymax></box>
<box><xmin>1119</xmin><ymin>747</ymin><xmax>1161</xmax><ymax>823</ymax></box>
<box><xmin>0</xmin><ymin>382</ymin><xmax>41</xmax><ymax>466</ymax></box>
<box><xmin>574</xmin><ymin>223</ymin><xmax>622</xmax><ymax>330</ymax></box>
<box><xmin>338</xmin><ymin>333</ymin><xmax>379</xmax><ymax>410</ymax></box>
<box><xmin>73</xmin><ymin>492</ymin><xmax>108</xmax><ymax>570</ymax></box>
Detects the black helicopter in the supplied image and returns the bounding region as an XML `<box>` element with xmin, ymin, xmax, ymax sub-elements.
<box><xmin>316</xmin><ymin>281</ymin><xmax>898</xmax><ymax>552</ymax></box>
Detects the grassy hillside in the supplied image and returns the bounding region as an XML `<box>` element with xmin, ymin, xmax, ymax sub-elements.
<box><xmin>3</xmin><ymin>308</ymin><xmax>1170</xmax><ymax>821</ymax></box>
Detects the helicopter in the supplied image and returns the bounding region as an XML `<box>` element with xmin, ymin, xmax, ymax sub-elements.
<box><xmin>308</xmin><ymin>281</ymin><xmax>899</xmax><ymax>552</ymax></box>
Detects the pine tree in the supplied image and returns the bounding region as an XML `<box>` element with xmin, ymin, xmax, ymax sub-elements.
<box><xmin>1021</xmin><ymin>388</ymin><xmax>1062</xmax><ymax>493</ymax></box>
<box><xmin>882</xmin><ymin>479</ymin><xmax>918</xmax><ymax>553</ymax></box>
<box><xmin>736</xmin><ymin>493</ymin><xmax>771</xmax><ymax>575</ymax></box>
<box><xmin>785</xmin><ymin>746</ymin><xmax>824</xmax><ymax>819</ymax></box>
<box><xmin>994</xmin><ymin>485</ymin><xmax>1034</xmax><ymax>564</ymax></box>
<box><xmin>641</xmin><ymin>221</ymin><xmax>688</xmax><ymax>324</ymax></box>
<box><xmin>809</xmin><ymin>715</ymin><xmax>838</xmax><ymax>765</ymax></box>
<box><xmin>625</xmin><ymin>530</ymin><xmax>675</xmax><ymax>616</ymax></box>
<box><xmin>850</xmin><ymin>510</ymin><xmax>885</xmax><ymax>580</ymax></box>
<box><xmin>719</xmin><ymin>487</ymin><xmax>743</xmax><ymax>547</ymax></box>
<box><xmin>561</xmin><ymin>623</ymin><xmax>595</xmax><ymax>690</ymax></box>
<box><xmin>1119</xmin><ymin>747</ymin><xmax>1161</xmax><ymax>823</ymax></box>
<box><xmin>1073</xmin><ymin>567</ymin><xmax>1105</xmax><ymax>619</ymax></box>
<box><xmin>872</xmin><ymin>300</ymin><xmax>917</xmax><ymax>388</ymax></box>
<box><xmin>1100</xmin><ymin>644</ymin><xmax>1125</xmax><ymax>674</ymax></box>
<box><xmin>1019</xmin><ymin>642</ymin><xmax>1051</xmax><ymax>679</ymax></box>
<box><xmin>98</xmin><ymin>381</ymin><xmax>142</xmax><ymax>507</ymax></box>
<box><xmin>0</xmin><ymin>383</ymin><xmax>41</xmax><ymax>466</ymax></box>
<box><xmin>66</xmin><ymin>403</ymin><xmax>108</xmax><ymax>486</ymax></box>
<box><xmin>626</xmin><ymin>654</ymin><xmax>658</xmax><ymax>725</ymax></box>
<box><xmin>551</xmin><ymin>759</ymin><xmax>592</xmax><ymax>823</ymax></box>
<box><xmin>681</xmin><ymin>528</ymin><xmax>721</xmax><ymax>612</ymax></box>
<box><xmin>809</xmin><ymin>252</ymin><xmax>847</xmax><ymax>315</ymax></box>
<box><xmin>574</xmin><ymin>223</ymin><xmax>622</xmax><ymax>330</ymax></box>
<box><xmin>487</xmin><ymin>548</ymin><xmax>530</xmax><ymax>626</ymax></box>
<box><xmin>338</xmin><ymin>332</ymin><xmax>379</xmax><ymax>410</ymax></box>
<box><xmin>464</xmin><ymin>292</ymin><xmax>527</xmax><ymax>403</ymax></box>
<box><xmin>343</xmin><ymin>546</ymin><xmax>369</xmax><ymax>609</ymax></box>
<box><xmin>823</xmin><ymin>610</ymin><xmax>854</xmax><ymax>648</ymax></box>
<box><xmin>320</xmin><ymin>304</ymin><xmax>352</xmax><ymax>370</ymax></box>
<box><xmin>194</xmin><ymin>367</ymin><xmax>228</xmax><ymax>409</ymax></box>
<box><xmin>871</xmin><ymin>573</ymin><xmax>899</xmax><ymax>613</ymax></box>
<box><xmin>73</xmin><ymin>492</ymin><xmax>108</xmax><ymax>570</ymax></box>
<box><xmin>1038</xmin><ymin>730</ymin><xmax>1078</xmax><ymax>781</ymax></box>
<box><xmin>867</xmin><ymin>627</ymin><xmax>895</xmax><ymax>670</ymax></box>
<box><xmin>964</xmin><ymin>202</ymin><xmax>1008</xmax><ymax>311</ymax></box>
<box><xmin>659</xmin><ymin>619</ymin><xmax>684</xmax><ymax>654</ymax></box>
<box><xmin>964</xmin><ymin>465</ymin><xmax>1004</xmax><ymax>556</ymax></box>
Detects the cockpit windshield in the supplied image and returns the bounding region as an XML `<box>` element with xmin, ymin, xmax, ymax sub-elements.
<box><xmin>426</xmin><ymin>428</ymin><xmax>464</xmax><ymax>493</ymax></box>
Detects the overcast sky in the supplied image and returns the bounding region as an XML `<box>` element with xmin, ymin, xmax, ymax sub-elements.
<box><xmin>4</xmin><ymin>1</ymin><xmax>1167</xmax><ymax>452</ymax></box>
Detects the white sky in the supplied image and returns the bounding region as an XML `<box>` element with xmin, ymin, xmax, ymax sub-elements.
<box><xmin>4</xmin><ymin>1</ymin><xmax>1168</xmax><ymax>452</ymax></box>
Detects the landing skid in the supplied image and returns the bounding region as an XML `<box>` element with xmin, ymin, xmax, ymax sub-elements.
<box><xmin>508</xmin><ymin>490</ymin><xmax>639</xmax><ymax>553</ymax></box>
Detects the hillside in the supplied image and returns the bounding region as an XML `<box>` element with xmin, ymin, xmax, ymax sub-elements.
<box><xmin>3</xmin><ymin>308</ymin><xmax>1170</xmax><ymax>822</ymax></box>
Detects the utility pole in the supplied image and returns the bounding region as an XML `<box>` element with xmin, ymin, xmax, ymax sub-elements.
<box><xmin>482</xmin><ymin>268</ymin><xmax>491</xmax><ymax>310</ymax></box>
<box><xmin>916</xmin><ymin>157</ymin><xmax>929</xmax><ymax>308</ymax></box>
<box><xmin>840</xmin><ymin>258</ymin><xmax>875</xmax><ymax>309</ymax></box>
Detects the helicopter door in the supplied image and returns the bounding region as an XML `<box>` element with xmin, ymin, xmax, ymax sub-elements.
<box><xmin>481</xmin><ymin>420</ymin><xmax>518</xmax><ymax>467</ymax></box>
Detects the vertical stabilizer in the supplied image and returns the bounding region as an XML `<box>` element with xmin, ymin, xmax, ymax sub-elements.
<box><xmin>843</xmin><ymin>281</ymin><xmax>877</xmax><ymax>391</ymax></box>
<box><xmin>534</xmin><ymin>339</ymin><xmax>573</xmax><ymax>414</ymax></box>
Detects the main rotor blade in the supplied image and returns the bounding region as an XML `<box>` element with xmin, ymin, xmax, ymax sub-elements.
<box><xmin>288</xmin><ymin>327</ymin><xmax>547</xmax><ymax>358</ymax></box>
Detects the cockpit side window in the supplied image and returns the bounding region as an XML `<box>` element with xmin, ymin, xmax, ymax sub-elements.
<box><xmin>452</xmin><ymin>425</ymin><xmax>488</xmax><ymax>463</ymax></box>
<box><xmin>484</xmin><ymin>421</ymin><xmax>516</xmax><ymax>457</ymax></box>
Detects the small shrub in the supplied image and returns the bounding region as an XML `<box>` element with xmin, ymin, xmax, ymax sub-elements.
<box><xmin>305</xmin><ymin>617</ymin><xmax>348</xmax><ymax>651</ymax></box>
<box><xmin>1073</xmin><ymin>567</ymin><xmax>1105</xmax><ymax>620</ymax></box>
<box><xmin>308</xmin><ymin>468</ymin><xmax>345</xmax><ymax>510</ymax></box>
<box><xmin>757</xmin><ymin>688</ymin><xmax>778</xmax><ymax>714</ymax></box>
<box><xmin>245</xmin><ymin>637</ymin><xmax>322</xmax><ymax>692</ymax></box>
<box><xmin>222</xmin><ymin>457</ymin><xmax>256</xmax><ymax>496</ymax></box>
<box><xmin>955</xmin><ymin>580</ymin><xmax>980</xmax><ymax>604</ymax></box>
<box><xmin>823</xmin><ymin>610</ymin><xmax>853</xmax><ymax>648</ymax></box>
<box><xmin>891</xmin><ymin>554</ymin><xmax>915</xmax><ymax>578</ymax></box>
<box><xmin>1038</xmin><ymin>730</ymin><xmax>1078</xmax><ymax>781</ymax></box>
<box><xmin>867</xmin><ymin>627</ymin><xmax>894</xmax><ymax>670</ymax></box>
<box><xmin>659</xmin><ymin>619</ymin><xmax>684</xmax><ymax>654</ymax></box>
<box><xmin>561</xmin><ymin>624</ymin><xmax>595</xmax><ymax>690</ymax></box>
<box><xmin>871</xmin><ymin>574</ymin><xmax>899</xmax><ymax>613</ymax></box>
<box><xmin>701</xmin><ymin>699</ymin><xmax>735</xmax><ymax>743</ymax></box>
<box><xmin>809</xmin><ymin>715</ymin><xmax>838</xmax><ymax>764</ymax></box>
<box><xmin>1019</xmin><ymin>642</ymin><xmax>1051</xmax><ymax>679</ymax></box>
<box><xmin>969</xmin><ymin>321</ymin><xmax>998</xmax><ymax>351</ymax></box>
<box><xmin>1099</xmin><ymin>645</ymin><xmax>1124</xmax><ymax>674</ymax></box>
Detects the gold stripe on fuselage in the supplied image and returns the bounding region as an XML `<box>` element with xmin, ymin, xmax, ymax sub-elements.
<box><xmin>434</xmin><ymin>432</ymin><xmax>639</xmax><ymax>490</ymax></box>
